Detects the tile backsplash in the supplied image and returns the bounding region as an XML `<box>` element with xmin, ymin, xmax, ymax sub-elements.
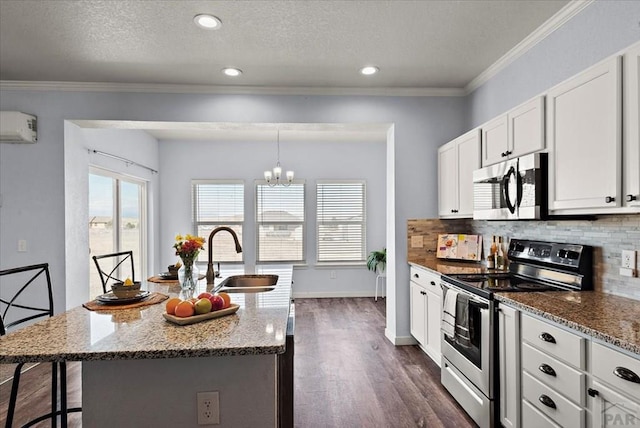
<box><xmin>408</xmin><ymin>215</ymin><xmax>640</xmax><ymax>300</ymax></box>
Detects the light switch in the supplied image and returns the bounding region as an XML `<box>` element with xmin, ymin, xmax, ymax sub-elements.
<box><xmin>18</xmin><ymin>239</ymin><xmax>27</xmax><ymax>252</ymax></box>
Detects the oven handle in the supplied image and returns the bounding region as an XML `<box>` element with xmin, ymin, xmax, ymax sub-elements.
<box><xmin>441</xmin><ymin>283</ymin><xmax>490</xmax><ymax>310</ymax></box>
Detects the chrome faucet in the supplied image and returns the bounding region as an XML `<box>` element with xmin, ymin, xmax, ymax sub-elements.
<box><xmin>206</xmin><ymin>226</ymin><xmax>242</xmax><ymax>284</ymax></box>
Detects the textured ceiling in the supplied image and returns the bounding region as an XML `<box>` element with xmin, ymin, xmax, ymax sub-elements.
<box><xmin>0</xmin><ymin>0</ymin><xmax>570</xmax><ymax>91</ymax></box>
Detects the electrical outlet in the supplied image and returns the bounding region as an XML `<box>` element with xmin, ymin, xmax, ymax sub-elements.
<box><xmin>197</xmin><ymin>391</ymin><xmax>220</xmax><ymax>425</ymax></box>
<box><xmin>621</xmin><ymin>250</ymin><xmax>637</xmax><ymax>269</ymax></box>
<box><xmin>330</xmin><ymin>270</ymin><xmax>336</xmax><ymax>279</ymax></box>
<box><xmin>18</xmin><ymin>240</ymin><xmax>27</xmax><ymax>252</ymax></box>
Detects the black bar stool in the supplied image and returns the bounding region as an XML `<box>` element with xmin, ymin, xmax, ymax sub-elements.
<box><xmin>92</xmin><ymin>250</ymin><xmax>135</xmax><ymax>294</ymax></box>
<box><xmin>0</xmin><ymin>263</ymin><xmax>81</xmax><ymax>427</ymax></box>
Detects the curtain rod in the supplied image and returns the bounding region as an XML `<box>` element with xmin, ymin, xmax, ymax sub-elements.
<box><xmin>88</xmin><ymin>149</ymin><xmax>158</xmax><ymax>174</ymax></box>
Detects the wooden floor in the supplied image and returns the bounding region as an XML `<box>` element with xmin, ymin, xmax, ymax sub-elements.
<box><xmin>1</xmin><ymin>298</ymin><xmax>475</xmax><ymax>427</ymax></box>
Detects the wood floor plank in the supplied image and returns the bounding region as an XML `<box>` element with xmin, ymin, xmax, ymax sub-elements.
<box><xmin>1</xmin><ymin>297</ymin><xmax>476</xmax><ymax>427</ymax></box>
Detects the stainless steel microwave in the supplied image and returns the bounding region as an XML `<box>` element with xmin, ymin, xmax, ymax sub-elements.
<box><xmin>472</xmin><ymin>152</ymin><xmax>547</xmax><ymax>220</ymax></box>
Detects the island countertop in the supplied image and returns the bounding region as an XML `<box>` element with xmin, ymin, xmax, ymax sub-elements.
<box><xmin>0</xmin><ymin>265</ymin><xmax>293</xmax><ymax>363</ymax></box>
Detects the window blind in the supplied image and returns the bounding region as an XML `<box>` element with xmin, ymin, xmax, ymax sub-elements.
<box><xmin>256</xmin><ymin>182</ymin><xmax>305</xmax><ymax>262</ymax></box>
<box><xmin>316</xmin><ymin>181</ymin><xmax>366</xmax><ymax>263</ymax></box>
<box><xmin>192</xmin><ymin>180</ymin><xmax>244</xmax><ymax>263</ymax></box>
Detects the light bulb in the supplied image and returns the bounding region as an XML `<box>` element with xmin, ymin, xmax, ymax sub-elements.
<box><xmin>286</xmin><ymin>171</ymin><xmax>294</xmax><ymax>182</ymax></box>
<box><xmin>273</xmin><ymin>166</ymin><xmax>282</xmax><ymax>179</ymax></box>
<box><xmin>264</xmin><ymin>171</ymin><xmax>272</xmax><ymax>182</ymax></box>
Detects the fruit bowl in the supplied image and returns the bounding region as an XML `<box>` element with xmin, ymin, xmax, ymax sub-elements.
<box><xmin>111</xmin><ymin>281</ymin><xmax>142</xmax><ymax>299</ymax></box>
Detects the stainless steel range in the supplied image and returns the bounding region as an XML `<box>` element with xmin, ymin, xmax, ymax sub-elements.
<box><xmin>440</xmin><ymin>239</ymin><xmax>593</xmax><ymax>428</ymax></box>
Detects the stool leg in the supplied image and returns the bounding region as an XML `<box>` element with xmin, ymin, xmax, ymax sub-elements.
<box><xmin>5</xmin><ymin>363</ymin><xmax>24</xmax><ymax>428</ymax></box>
<box><xmin>60</xmin><ymin>362</ymin><xmax>68</xmax><ymax>427</ymax></box>
<box><xmin>52</xmin><ymin>362</ymin><xmax>59</xmax><ymax>428</ymax></box>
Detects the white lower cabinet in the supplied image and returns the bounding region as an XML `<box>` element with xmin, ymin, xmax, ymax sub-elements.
<box><xmin>589</xmin><ymin>342</ymin><xmax>640</xmax><ymax>428</ymax></box>
<box><xmin>409</xmin><ymin>265</ymin><xmax>441</xmax><ymax>365</ymax></box>
<box><xmin>498</xmin><ymin>303</ymin><xmax>521</xmax><ymax>428</ymax></box>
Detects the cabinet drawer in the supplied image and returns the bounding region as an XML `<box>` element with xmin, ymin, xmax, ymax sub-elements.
<box><xmin>522</xmin><ymin>399</ymin><xmax>561</xmax><ymax>428</ymax></box>
<box><xmin>521</xmin><ymin>313</ymin><xmax>585</xmax><ymax>368</ymax></box>
<box><xmin>522</xmin><ymin>371</ymin><xmax>584</xmax><ymax>428</ymax></box>
<box><xmin>410</xmin><ymin>266</ymin><xmax>440</xmax><ymax>293</ymax></box>
<box><xmin>591</xmin><ymin>342</ymin><xmax>640</xmax><ymax>402</ymax></box>
<box><xmin>522</xmin><ymin>342</ymin><xmax>585</xmax><ymax>405</ymax></box>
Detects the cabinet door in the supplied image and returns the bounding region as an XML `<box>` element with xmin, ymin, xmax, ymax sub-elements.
<box><xmin>425</xmin><ymin>287</ymin><xmax>442</xmax><ymax>365</ymax></box>
<box><xmin>499</xmin><ymin>304</ymin><xmax>521</xmax><ymax>428</ymax></box>
<box><xmin>438</xmin><ymin>140</ymin><xmax>459</xmax><ymax>217</ymax></box>
<box><xmin>624</xmin><ymin>42</ymin><xmax>640</xmax><ymax>207</ymax></box>
<box><xmin>457</xmin><ymin>129</ymin><xmax>481</xmax><ymax>216</ymax></box>
<box><xmin>509</xmin><ymin>96</ymin><xmax>545</xmax><ymax>159</ymax></box>
<box><xmin>591</xmin><ymin>380</ymin><xmax>640</xmax><ymax>428</ymax></box>
<box><xmin>547</xmin><ymin>56</ymin><xmax>622</xmax><ymax>212</ymax></box>
<box><xmin>410</xmin><ymin>281</ymin><xmax>426</xmax><ymax>346</ymax></box>
<box><xmin>482</xmin><ymin>114</ymin><xmax>509</xmax><ymax>166</ymax></box>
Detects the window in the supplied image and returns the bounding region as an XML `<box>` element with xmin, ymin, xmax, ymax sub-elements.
<box><xmin>256</xmin><ymin>181</ymin><xmax>305</xmax><ymax>263</ymax></box>
<box><xmin>89</xmin><ymin>168</ymin><xmax>147</xmax><ymax>298</ymax></box>
<box><xmin>192</xmin><ymin>180</ymin><xmax>244</xmax><ymax>263</ymax></box>
<box><xmin>316</xmin><ymin>181</ymin><xmax>366</xmax><ymax>263</ymax></box>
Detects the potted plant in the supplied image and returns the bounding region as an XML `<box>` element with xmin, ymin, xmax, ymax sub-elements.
<box><xmin>366</xmin><ymin>248</ymin><xmax>386</xmax><ymax>274</ymax></box>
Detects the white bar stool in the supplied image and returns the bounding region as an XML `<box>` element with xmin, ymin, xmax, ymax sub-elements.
<box><xmin>375</xmin><ymin>273</ymin><xmax>386</xmax><ymax>301</ymax></box>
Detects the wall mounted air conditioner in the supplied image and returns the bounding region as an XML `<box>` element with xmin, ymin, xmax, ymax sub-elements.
<box><xmin>0</xmin><ymin>111</ymin><xmax>38</xmax><ymax>143</ymax></box>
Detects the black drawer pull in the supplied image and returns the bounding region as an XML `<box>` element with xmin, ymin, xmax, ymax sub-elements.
<box><xmin>539</xmin><ymin>332</ymin><xmax>556</xmax><ymax>344</ymax></box>
<box><xmin>539</xmin><ymin>364</ymin><xmax>556</xmax><ymax>377</ymax></box>
<box><xmin>605</xmin><ymin>196</ymin><xmax>615</xmax><ymax>203</ymax></box>
<box><xmin>430</xmin><ymin>281</ymin><xmax>436</xmax><ymax>286</ymax></box>
<box><xmin>613</xmin><ymin>366</ymin><xmax>640</xmax><ymax>384</ymax></box>
<box><xmin>588</xmin><ymin>388</ymin><xmax>599</xmax><ymax>398</ymax></box>
<box><xmin>539</xmin><ymin>394</ymin><xmax>556</xmax><ymax>409</ymax></box>
<box><xmin>627</xmin><ymin>194</ymin><xmax>638</xmax><ymax>202</ymax></box>
<box><xmin>414</xmin><ymin>273</ymin><xmax>419</xmax><ymax>278</ymax></box>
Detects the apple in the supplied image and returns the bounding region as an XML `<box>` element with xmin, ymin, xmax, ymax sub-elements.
<box><xmin>198</xmin><ymin>292</ymin><xmax>213</xmax><ymax>300</ymax></box>
<box><xmin>194</xmin><ymin>298</ymin><xmax>212</xmax><ymax>314</ymax></box>
<box><xmin>209</xmin><ymin>295</ymin><xmax>225</xmax><ymax>311</ymax></box>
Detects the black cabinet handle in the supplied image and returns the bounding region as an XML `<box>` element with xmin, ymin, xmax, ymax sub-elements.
<box><xmin>539</xmin><ymin>364</ymin><xmax>557</xmax><ymax>377</ymax></box>
<box><xmin>420</xmin><ymin>291</ymin><xmax>426</xmax><ymax>296</ymax></box>
<box><xmin>414</xmin><ymin>273</ymin><xmax>419</xmax><ymax>278</ymax></box>
<box><xmin>501</xmin><ymin>151</ymin><xmax>506</xmax><ymax>157</ymax></box>
<box><xmin>627</xmin><ymin>194</ymin><xmax>638</xmax><ymax>202</ymax></box>
<box><xmin>451</xmin><ymin>209</ymin><xmax>459</xmax><ymax>213</ymax></box>
<box><xmin>430</xmin><ymin>281</ymin><xmax>436</xmax><ymax>286</ymax></box>
<box><xmin>605</xmin><ymin>196</ymin><xmax>615</xmax><ymax>203</ymax></box>
<box><xmin>588</xmin><ymin>388</ymin><xmax>599</xmax><ymax>398</ymax></box>
<box><xmin>539</xmin><ymin>332</ymin><xmax>556</xmax><ymax>344</ymax></box>
<box><xmin>613</xmin><ymin>366</ymin><xmax>640</xmax><ymax>384</ymax></box>
<box><xmin>538</xmin><ymin>394</ymin><xmax>556</xmax><ymax>409</ymax></box>
<box><xmin>505</xmin><ymin>150</ymin><xmax>512</xmax><ymax>156</ymax></box>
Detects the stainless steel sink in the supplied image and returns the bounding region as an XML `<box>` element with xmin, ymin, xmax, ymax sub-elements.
<box><xmin>215</xmin><ymin>274</ymin><xmax>279</xmax><ymax>293</ymax></box>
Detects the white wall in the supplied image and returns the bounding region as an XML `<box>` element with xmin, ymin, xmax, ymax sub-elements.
<box><xmin>0</xmin><ymin>91</ymin><xmax>465</xmax><ymax>342</ymax></box>
<box><xmin>466</xmin><ymin>0</ymin><xmax>640</xmax><ymax>128</ymax></box>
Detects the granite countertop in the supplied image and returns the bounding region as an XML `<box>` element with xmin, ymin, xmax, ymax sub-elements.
<box><xmin>409</xmin><ymin>257</ymin><xmax>640</xmax><ymax>356</ymax></box>
<box><xmin>495</xmin><ymin>291</ymin><xmax>640</xmax><ymax>355</ymax></box>
<box><xmin>0</xmin><ymin>265</ymin><xmax>293</xmax><ymax>364</ymax></box>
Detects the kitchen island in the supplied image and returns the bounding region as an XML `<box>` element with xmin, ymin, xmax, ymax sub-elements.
<box><xmin>0</xmin><ymin>264</ymin><xmax>293</xmax><ymax>427</ymax></box>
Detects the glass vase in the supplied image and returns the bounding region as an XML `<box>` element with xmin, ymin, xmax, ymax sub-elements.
<box><xmin>178</xmin><ymin>257</ymin><xmax>200</xmax><ymax>291</ymax></box>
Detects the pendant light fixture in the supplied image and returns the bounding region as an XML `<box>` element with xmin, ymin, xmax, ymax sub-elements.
<box><xmin>264</xmin><ymin>130</ymin><xmax>294</xmax><ymax>186</ymax></box>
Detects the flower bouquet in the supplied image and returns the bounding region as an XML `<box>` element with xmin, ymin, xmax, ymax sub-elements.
<box><xmin>174</xmin><ymin>234</ymin><xmax>205</xmax><ymax>290</ymax></box>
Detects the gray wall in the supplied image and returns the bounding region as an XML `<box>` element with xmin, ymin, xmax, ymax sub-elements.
<box><xmin>466</xmin><ymin>0</ymin><xmax>640</xmax><ymax>128</ymax></box>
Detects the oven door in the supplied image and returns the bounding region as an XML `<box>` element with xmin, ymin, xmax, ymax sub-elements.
<box><xmin>472</xmin><ymin>159</ymin><xmax>519</xmax><ymax>220</ymax></box>
<box><xmin>440</xmin><ymin>281</ymin><xmax>494</xmax><ymax>398</ymax></box>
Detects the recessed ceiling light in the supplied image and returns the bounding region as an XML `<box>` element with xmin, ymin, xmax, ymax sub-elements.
<box><xmin>193</xmin><ymin>14</ymin><xmax>222</xmax><ymax>30</ymax></box>
<box><xmin>222</xmin><ymin>68</ymin><xmax>242</xmax><ymax>77</ymax></box>
<box><xmin>360</xmin><ymin>66</ymin><xmax>379</xmax><ymax>76</ymax></box>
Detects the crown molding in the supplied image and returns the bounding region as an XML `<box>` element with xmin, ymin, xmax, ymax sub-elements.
<box><xmin>0</xmin><ymin>80</ymin><xmax>466</xmax><ymax>97</ymax></box>
<box><xmin>465</xmin><ymin>0</ymin><xmax>594</xmax><ymax>94</ymax></box>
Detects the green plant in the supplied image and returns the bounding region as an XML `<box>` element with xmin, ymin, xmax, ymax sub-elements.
<box><xmin>366</xmin><ymin>248</ymin><xmax>386</xmax><ymax>273</ymax></box>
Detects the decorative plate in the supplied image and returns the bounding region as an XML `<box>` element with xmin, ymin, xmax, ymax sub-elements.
<box><xmin>96</xmin><ymin>290</ymin><xmax>151</xmax><ymax>305</ymax></box>
<box><xmin>159</xmin><ymin>272</ymin><xmax>178</xmax><ymax>280</ymax></box>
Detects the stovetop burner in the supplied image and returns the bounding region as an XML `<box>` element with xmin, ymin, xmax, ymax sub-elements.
<box><xmin>442</xmin><ymin>239</ymin><xmax>593</xmax><ymax>299</ymax></box>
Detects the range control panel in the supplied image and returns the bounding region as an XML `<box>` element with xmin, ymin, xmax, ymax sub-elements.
<box><xmin>508</xmin><ymin>239</ymin><xmax>592</xmax><ymax>270</ymax></box>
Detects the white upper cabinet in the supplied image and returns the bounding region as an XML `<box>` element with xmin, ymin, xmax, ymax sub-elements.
<box><xmin>623</xmin><ymin>42</ymin><xmax>640</xmax><ymax>208</ymax></box>
<box><xmin>482</xmin><ymin>96</ymin><xmax>545</xmax><ymax>167</ymax></box>
<box><xmin>438</xmin><ymin>129</ymin><xmax>481</xmax><ymax>218</ymax></box>
<box><xmin>482</xmin><ymin>114</ymin><xmax>508</xmax><ymax>166</ymax></box>
<box><xmin>547</xmin><ymin>56</ymin><xmax>622</xmax><ymax>213</ymax></box>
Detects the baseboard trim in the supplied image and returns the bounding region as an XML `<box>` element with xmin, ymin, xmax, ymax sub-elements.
<box><xmin>292</xmin><ymin>291</ymin><xmax>384</xmax><ymax>299</ymax></box>
<box><xmin>384</xmin><ymin>329</ymin><xmax>418</xmax><ymax>346</ymax></box>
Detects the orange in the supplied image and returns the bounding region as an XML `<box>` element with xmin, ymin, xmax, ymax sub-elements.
<box><xmin>165</xmin><ymin>297</ymin><xmax>182</xmax><ymax>315</ymax></box>
<box><xmin>174</xmin><ymin>300</ymin><xmax>195</xmax><ymax>318</ymax></box>
<box><xmin>217</xmin><ymin>292</ymin><xmax>231</xmax><ymax>309</ymax></box>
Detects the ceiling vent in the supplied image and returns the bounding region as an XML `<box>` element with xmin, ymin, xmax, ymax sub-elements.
<box><xmin>0</xmin><ymin>111</ymin><xmax>37</xmax><ymax>143</ymax></box>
